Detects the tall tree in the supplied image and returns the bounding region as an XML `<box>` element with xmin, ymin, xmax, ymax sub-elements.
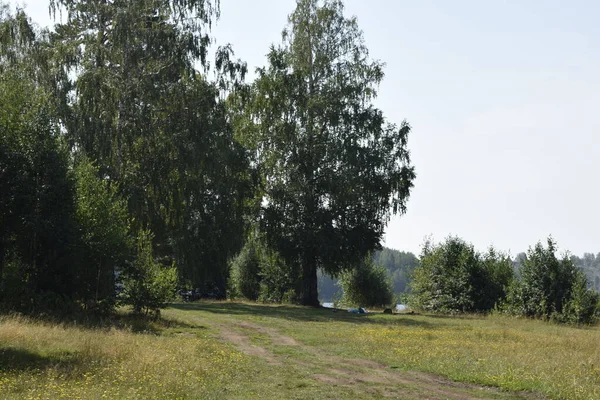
<box><xmin>48</xmin><ymin>0</ymin><xmax>252</xmax><ymax>294</ymax></box>
<box><xmin>0</xmin><ymin>6</ymin><xmax>78</xmax><ymax>309</ymax></box>
<box><xmin>239</xmin><ymin>0</ymin><xmax>415</xmax><ymax>305</ymax></box>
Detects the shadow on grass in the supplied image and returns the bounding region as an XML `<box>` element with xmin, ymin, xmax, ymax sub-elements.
<box><xmin>0</xmin><ymin>311</ymin><xmax>207</xmax><ymax>336</ymax></box>
<box><xmin>424</xmin><ymin>313</ymin><xmax>488</xmax><ymax>320</ymax></box>
<box><xmin>0</xmin><ymin>347</ymin><xmax>87</xmax><ymax>375</ymax></box>
<box><xmin>169</xmin><ymin>301</ymin><xmax>439</xmax><ymax>329</ymax></box>
<box><xmin>109</xmin><ymin>313</ymin><xmax>207</xmax><ymax>334</ymax></box>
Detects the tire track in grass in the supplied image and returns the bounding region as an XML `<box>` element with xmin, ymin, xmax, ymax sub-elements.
<box><xmin>214</xmin><ymin>319</ymin><xmax>543</xmax><ymax>400</ymax></box>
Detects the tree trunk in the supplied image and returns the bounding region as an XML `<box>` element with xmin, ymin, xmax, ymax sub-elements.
<box><xmin>301</xmin><ymin>259</ymin><xmax>319</xmax><ymax>307</ymax></box>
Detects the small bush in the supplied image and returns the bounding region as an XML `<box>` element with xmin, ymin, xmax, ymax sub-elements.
<box><xmin>473</xmin><ymin>247</ymin><xmax>515</xmax><ymax>311</ymax></box>
<box><xmin>258</xmin><ymin>248</ymin><xmax>299</xmax><ymax>303</ymax></box>
<box><xmin>73</xmin><ymin>157</ymin><xmax>131</xmax><ymax>312</ymax></box>
<box><xmin>230</xmin><ymin>233</ymin><xmax>299</xmax><ymax>303</ymax></box>
<box><xmin>120</xmin><ymin>230</ymin><xmax>177</xmax><ymax>315</ymax></box>
<box><xmin>229</xmin><ymin>237</ymin><xmax>262</xmax><ymax>301</ymax></box>
<box><xmin>338</xmin><ymin>256</ymin><xmax>394</xmax><ymax>308</ymax></box>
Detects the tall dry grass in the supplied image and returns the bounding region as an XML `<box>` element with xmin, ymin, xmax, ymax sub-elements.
<box><xmin>0</xmin><ymin>314</ymin><xmax>247</xmax><ymax>399</ymax></box>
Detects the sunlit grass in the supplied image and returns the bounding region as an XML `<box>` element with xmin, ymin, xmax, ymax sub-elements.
<box><xmin>2</xmin><ymin>303</ymin><xmax>599</xmax><ymax>399</ymax></box>
<box><xmin>343</xmin><ymin>315</ymin><xmax>600</xmax><ymax>399</ymax></box>
<box><xmin>0</xmin><ymin>314</ymin><xmax>248</xmax><ymax>400</ymax></box>
<box><xmin>167</xmin><ymin>302</ymin><xmax>600</xmax><ymax>400</ymax></box>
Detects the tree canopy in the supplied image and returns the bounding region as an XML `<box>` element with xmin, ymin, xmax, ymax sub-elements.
<box><xmin>0</xmin><ymin>0</ymin><xmax>415</xmax><ymax>313</ymax></box>
<box><xmin>48</xmin><ymin>0</ymin><xmax>252</xmax><ymax>295</ymax></box>
<box><xmin>238</xmin><ymin>0</ymin><xmax>415</xmax><ymax>305</ymax></box>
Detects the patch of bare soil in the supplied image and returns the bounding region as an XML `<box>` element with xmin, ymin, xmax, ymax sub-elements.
<box><xmin>237</xmin><ymin>321</ymin><xmax>300</xmax><ymax>346</ymax></box>
<box><xmin>219</xmin><ymin>326</ymin><xmax>281</xmax><ymax>365</ymax></box>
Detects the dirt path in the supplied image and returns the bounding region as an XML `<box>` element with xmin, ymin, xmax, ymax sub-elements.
<box><xmin>219</xmin><ymin>324</ymin><xmax>282</xmax><ymax>365</ymax></box>
<box><xmin>214</xmin><ymin>320</ymin><xmax>542</xmax><ymax>400</ymax></box>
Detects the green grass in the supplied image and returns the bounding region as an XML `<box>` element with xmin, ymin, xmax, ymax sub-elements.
<box><xmin>0</xmin><ymin>313</ymin><xmax>247</xmax><ymax>399</ymax></box>
<box><xmin>1</xmin><ymin>302</ymin><xmax>598</xmax><ymax>399</ymax></box>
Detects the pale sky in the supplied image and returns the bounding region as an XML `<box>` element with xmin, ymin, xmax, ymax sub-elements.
<box><xmin>17</xmin><ymin>0</ymin><xmax>600</xmax><ymax>257</ymax></box>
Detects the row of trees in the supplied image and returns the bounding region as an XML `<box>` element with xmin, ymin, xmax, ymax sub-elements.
<box><xmin>0</xmin><ymin>0</ymin><xmax>415</xmax><ymax>313</ymax></box>
<box><xmin>409</xmin><ymin>236</ymin><xmax>599</xmax><ymax>324</ymax></box>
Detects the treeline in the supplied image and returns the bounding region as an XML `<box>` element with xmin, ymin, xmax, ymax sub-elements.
<box><xmin>373</xmin><ymin>248</ymin><xmax>419</xmax><ymax>294</ymax></box>
<box><xmin>409</xmin><ymin>236</ymin><xmax>599</xmax><ymax>324</ymax></box>
<box><xmin>569</xmin><ymin>254</ymin><xmax>600</xmax><ymax>292</ymax></box>
<box><xmin>0</xmin><ymin>0</ymin><xmax>415</xmax><ymax>314</ymax></box>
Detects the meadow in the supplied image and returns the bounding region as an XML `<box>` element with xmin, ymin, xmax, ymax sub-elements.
<box><xmin>1</xmin><ymin>302</ymin><xmax>599</xmax><ymax>399</ymax></box>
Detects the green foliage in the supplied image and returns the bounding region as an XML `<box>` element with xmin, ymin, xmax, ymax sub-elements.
<box><xmin>472</xmin><ymin>248</ymin><xmax>515</xmax><ymax>311</ymax></box>
<box><xmin>338</xmin><ymin>256</ymin><xmax>394</xmax><ymax>308</ymax></box>
<box><xmin>410</xmin><ymin>237</ymin><xmax>477</xmax><ymax>313</ymax></box>
<box><xmin>318</xmin><ymin>247</ymin><xmax>418</xmax><ymax>302</ymax></box>
<box><xmin>257</xmin><ymin>246</ymin><xmax>300</xmax><ymax>304</ymax></box>
<box><xmin>230</xmin><ymin>233</ymin><xmax>300</xmax><ymax>304</ymax></box>
<box><xmin>0</xmin><ymin>4</ymin><xmax>43</xmax><ymax>75</ymax></box>
<box><xmin>47</xmin><ymin>0</ymin><xmax>252</xmax><ymax>297</ymax></box>
<box><xmin>2</xmin><ymin>0</ymin><xmax>419</xmax><ymax>313</ymax></box>
<box><xmin>373</xmin><ymin>248</ymin><xmax>419</xmax><ymax>294</ymax></box>
<box><xmin>72</xmin><ymin>158</ymin><xmax>131</xmax><ymax>311</ymax></box>
<box><xmin>121</xmin><ymin>230</ymin><xmax>177</xmax><ymax>315</ymax></box>
<box><xmin>410</xmin><ymin>237</ymin><xmax>514</xmax><ymax>314</ymax></box>
<box><xmin>504</xmin><ymin>238</ymin><xmax>574</xmax><ymax>319</ymax></box>
<box><xmin>229</xmin><ymin>237</ymin><xmax>262</xmax><ymax>301</ymax></box>
<box><xmin>504</xmin><ymin>238</ymin><xmax>598</xmax><ymax>324</ymax></box>
<box><xmin>0</xmin><ymin>7</ymin><xmax>133</xmax><ymax>314</ymax></box>
<box><xmin>561</xmin><ymin>269</ymin><xmax>600</xmax><ymax>325</ymax></box>
<box><xmin>239</xmin><ymin>0</ymin><xmax>415</xmax><ymax>305</ymax></box>
<box><xmin>0</xmin><ymin>17</ymin><xmax>79</xmax><ymax>312</ymax></box>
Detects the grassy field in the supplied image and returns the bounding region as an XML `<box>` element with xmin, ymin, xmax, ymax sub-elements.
<box><xmin>1</xmin><ymin>302</ymin><xmax>598</xmax><ymax>399</ymax></box>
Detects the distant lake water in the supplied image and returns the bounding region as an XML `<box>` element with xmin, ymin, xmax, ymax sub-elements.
<box><xmin>321</xmin><ymin>302</ymin><xmax>407</xmax><ymax>311</ymax></box>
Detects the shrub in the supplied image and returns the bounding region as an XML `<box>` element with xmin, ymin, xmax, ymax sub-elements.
<box><xmin>409</xmin><ymin>237</ymin><xmax>479</xmax><ymax>313</ymax></box>
<box><xmin>504</xmin><ymin>238</ymin><xmax>574</xmax><ymax>319</ymax></box>
<box><xmin>409</xmin><ymin>237</ymin><xmax>514</xmax><ymax>313</ymax></box>
<box><xmin>504</xmin><ymin>237</ymin><xmax>599</xmax><ymax>324</ymax></box>
<box><xmin>560</xmin><ymin>269</ymin><xmax>599</xmax><ymax>324</ymax></box>
<box><xmin>258</xmin><ymin>247</ymin><xmax>299</xmax><ymax>304</ymax></box>
<box><xmin>120</xmin><ymin>230</ymin><xmax>176</xmax><ymax>315</ymax></box>
<box><xmin>229</xmin><ymin>233</ymin><xmax>299</xmax><ymax>303</ymax></box>
<box><xmin>229</xmin><ymin>237</ymin><xmax>262</xmax><ymax>301</ymax></box>
<box><xmin>473</xmin><ymin>247</ymin><xmax>515</xmax><ymax>311</ymax></box>
<box><xmin>73</xmin><ymin>158</ymin><xmax>130</xmax><ymax>312</ymax></box>
<box><xmin>339</xmin><ymin>256</ymin><xmax>394</xmax><ymax>308</ymax></box>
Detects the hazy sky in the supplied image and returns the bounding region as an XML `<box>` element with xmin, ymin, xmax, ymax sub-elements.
<box><xmin>17</xmin><ymin>0</ymin><xmax>600</xmax><ymax>256</ymax></box>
